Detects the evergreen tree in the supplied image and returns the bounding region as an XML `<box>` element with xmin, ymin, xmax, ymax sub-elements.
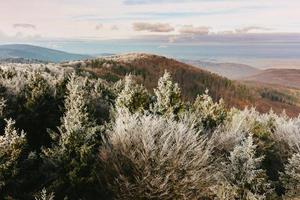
<box><xmin>281</xmin><ymin>152</ymin><xmax>300</xmax><ymax>199</ymax></box>
<box><xmin>0</xmin><ymin>119</ymin><xmax>26</xmax><ymax>190</ymax></box>
<box><xmin>43</xmin><ymin>73</ymin><xmax>102</xmax><ymax>199</ymax></box>
<box><xmin>217</xmin><ymin>135</ymin><xmax>272</xmax><ymax>200</ymax></box>
<box><xmin>35</xmin><ymin>188</ymin><xmax>55</xmax><ymax>200</ymax></box>
<box><xmin>192</xmin><ymin>89</ymin><xmax>227</xmax><ymax>131</ymax></box>
<box><xmin>115</xmin><ymin>74</ymin><xmax>150</xmax><ymax>113</ymax></box>
<box><xmin>152</xmin><ymin>70</ymin><xmax>183</xmax><ymax>116</ymax></box>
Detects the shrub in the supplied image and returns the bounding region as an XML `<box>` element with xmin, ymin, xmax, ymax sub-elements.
<box><xmin>35</xmin><ymin>188</ymin><xmax>55</xmax><ymax>200</ymax></box>
<box><xmin>42</xmin><ymin>73</ymin><xmax>103</xmax><ymax>199</ymax></box>
<box><xmin>191</xmin><ymin>89</ymin><xmax>227</xmax><ymax>132</ymax></box>
<box><xmin>152</xmin><ymin>71</ymin><xmax>183</xmax><ymax>117</ymax></box>
<box><xmin>99</xmin><ymin>109</ymin><xmax>214</xmax><ymax>199</ymax></box>
<box><xmin>216</xmin><ymin>135</ymin><xmax>272</xmax><ymax>200</ymax></box>
<box><xmin>0</xmin><ymin>119</ymin><xmax>26</xmax><ymax>190</ymax></box>
<box><xmin>281</xmin><ymin>152</ymin><xmax>300</xmax><ymax>199</ymax></box>
<box><xmin>115</xmin><ymin>74</ymin><xmax>150</xmax><ymax>113</ymax></box>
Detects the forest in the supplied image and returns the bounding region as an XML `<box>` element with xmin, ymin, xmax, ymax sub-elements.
<box><xmin>0</xmin><ymin>62</ymin><xmax>300</xmax><ymax>200</ymax></box>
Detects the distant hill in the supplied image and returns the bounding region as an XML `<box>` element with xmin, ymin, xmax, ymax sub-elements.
<box><xmin>0</xmin><ymin>44</ymin><xmax>91</xmax><ymax>62</ymax></box>
<box><xmin>182</xmin><ymin>59</ymin><xmax>261</xmax><ymax>79</ymax></box>
<box><xmin>64</xmin><ymin>53</ymin><xmax>300</xmax><ymax>116</ymax></box>
<box><xmin>244</xmin><ymin>68</ymin><xmax>300</xmax><ymax>89</ymax></box>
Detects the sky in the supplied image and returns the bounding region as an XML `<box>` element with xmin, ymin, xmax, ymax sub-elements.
<box><xmin>1</xmin><ymin>0</ymin><xmax>300</xmax><ymax>44</ymax></box>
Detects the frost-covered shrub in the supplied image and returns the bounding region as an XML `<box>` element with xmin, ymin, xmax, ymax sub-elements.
<box><xmin>213</xmin><ymin>108</ymin><xmax>285</xmax><ymax>197</ymax></box>
<box><xmin>0</xmin><ymin>65</ymin><xmax>68</xmax><ymax>151</ymax></box>
<box><xmin>0</xmin><ymin>97</ymin><xmax>6</xmax><ymax>117</ymax></box>
<box><xmin>88</xmin><ymin>78</ymin><xmax>116</xmax><ymax>123</ymax></box>
<box><xmin>22</xmin><ymin>71</ymin><xmax>51</xmax><ymax>109</ymax></box>
<box><xmin>43</xmin><ymin>73</ymin><xmax>102</xmax><ymax>199</ymax></box>
<box><xmin>115</xmin><ymin>74</ymin><xmax>150</xmax><ymax>113</ymax></box>
<box><xmin>213</xmin><ymin>108</ymin><xmax>274</xmax><ymax>152</ymax></box>
<box><xmin>99</xmin><ymin>110</ymin><xmax>214</xmax><ymax>199</ymax></box>
<box><xmin>216</xmin><ymin>135</ymin><xmax>272</xmax><ymax>200</ymax></box>
<box><xmin>191</xmin><ymin>89</ymin><xmax>227</xmax><ymax>132</ymax></box>
<box><xmin>274</xmin><ymin>115</ymin><xmax>300</xmax><ymax>199</ymax></box>
<box><xmin>35</xmin><ymin>188</ymin><xmax>55</xmax><ymax>200</ymax></box>
<box><xmin>0</xmin><ymin>119</ymin><xmax>26</xmax><ymax>189</ymax></box>
<box><xmin>281</xmin><ymin>152</ymin><xmax>300</xmax><ymax>199</ymax></box>
<box><xmin>273</xmin><ymin>115</ymin><xmax>300</xmax><ymax>153</ymax></box>
<box><xmin>1</xmin><ymin>61</ymin><xmax>300</xmax><ymax>199</ymax></box>
<box><xmin>152</xmin><ymin>71</ymin><xmax>183</xmax><ymax>116</ymax></box>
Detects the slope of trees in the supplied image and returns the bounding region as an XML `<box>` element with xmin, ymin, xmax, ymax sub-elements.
<box><xmin>0</xmin><ymin>62</ymin><xmax>299</xmax><ymax>199</ymax></box>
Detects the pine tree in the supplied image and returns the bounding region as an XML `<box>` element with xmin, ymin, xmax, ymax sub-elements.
<box><xmin>192</xmin><ymin>89</ymin><xmax>227</xmax><ymax>131</ymax></box>
<box><xmin>0</xmin><ymin>97</ymin><xmax>6</xmax><ymax>117</ymax></box>
<box><xmin>0</xmin><ymin>119</ymin><xmax>26</xmax><ymax>189</ymax></box>
<box><xmin>281</xmin><ymin>152</ymin><xmax>300</xmax><ymax>199</ymax></box>
<box><xmin>217</xmin><ymin>135</ymin><xmax>271</xmax><ymax>200</ymax></box>
<box><xmin>43</xmin><ymin>73</ymin><xmax>101</xmax><ymax>199</ymax></box>
<box><xmin>35</xmin><ymin>188</ymin><xmax>55</xmax><ymax>200</ymax></box>
<box><xmin>115</xmin><ymin>74</ymin><xmax>150</xmax><ymax>113</ymax></box>
<box><xmin>23</xmin><ymin>71</ymin><xmax>50</xmax><ymax>110</ymax></box>
<box><xmin>152</xmin><ymin>70</ymin><xmax>183</xmax><ymax>116</ymax></box>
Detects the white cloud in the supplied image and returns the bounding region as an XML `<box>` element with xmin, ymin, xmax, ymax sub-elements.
<box><xmin>111</xmin><ymin>25</ymin><xmax>119</xmax><ymax>30</ymax></box>
<box><xmin>235</xmin><ymin>26</ymin><xmax>271</xmax><ymax>34</ymax></box>
<box><xmin>179</xmin><ymin>25</ymin><xmax>210</xmax><ymax>35</ymax></box>
<box><xmin>133</xmin><ymin>22</ymin><xmax>174</xmax><ymax>32</ymax></box>
<box><xmin>95</xmin><ymin>24</ymin><xmax>103</xmax><ymax>30</ymax></box>
<box><xmin>0</xmin><ymin>0</ymin><xmax>300</xmax><ymax>41</ymax></box>
<box><xmin>13</xmin><ymin>23</ymin><xmax>36</xmax><ymax>29</ymax></box>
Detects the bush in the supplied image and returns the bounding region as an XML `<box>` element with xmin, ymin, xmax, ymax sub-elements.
<box><xmin>99</xmin><ymin>109</ymin><xmax>214</xmax><ymax>199</ymax></box>
<box><xmin>42</xmin><ymin>73</ymin><xmax>103</xmax><ymax>199</ymax></box>
<box><xmin>0</xmin><ymin>119</ymin><xmax>26</xmax><ymax>193</ymax></box>
<box><xmin>152</xmin><ymin>71</ymin><xmax>183</xmax><ymax>117</ymax></box>
<box><xmin>215</xmin><ymin>135</ymin><xmax>272</xmax><ymax>200</ymax></box>
<box><xmin>0</xmin><ymin>62</ymin><xmax>300</xmax><ymax>199</ymax></box>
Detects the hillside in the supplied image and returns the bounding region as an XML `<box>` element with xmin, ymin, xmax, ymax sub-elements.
<box><xmin>182</xmin><ymin>59</ymin><xmax>261</xmax><ymax>79</ymax></box>
<box><xmin>64</xmin><ymin>53</ymin><xmax>300</xmax><ymax>116</ymax></box>
<box><xmin>244</xmin><ymin>68</ymin><xmax>300</xmax><ymax>89</ymax></box>
<box><xmin>1</xmin><ymin>54</ymin><xmax>300</xmax><ymax>200</ymax></box>
<box><xmin>0</xmin><ymin>44</ymin><xmax>90</xmax><ymax>62</ymax></box>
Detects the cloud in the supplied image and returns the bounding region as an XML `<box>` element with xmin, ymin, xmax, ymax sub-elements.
<box><xmin>0</xmin><ymin>29</ymin><xmax>41</xmax><ymax>42</ymax></box>
<box><xmin>235</xmin><ymin>26</ymin><xmax>272</xmax><ymax>34</ymax></box>
<box><xmin>111</xmin><ymin>25</ymin><xmax>119</xmax><ymax>30</ymax></box>
<box><xmin>179</xmin><ymin>25</ymin><xmax>211</xmax><ymax>35</ymax></box>
<box><xmin>13</xmin><ymin>23</ymin><xmax>36</xmax><ymax>29</ymax></box>
<box><xmin>95</xmin><ymin>24</ymin><xmax>103</xmax><ymax>30</ymax></box>
<box><xmin>133</xmin><ymin>22</ymin><xmax>174</xmax><ymax>32</ymax></box>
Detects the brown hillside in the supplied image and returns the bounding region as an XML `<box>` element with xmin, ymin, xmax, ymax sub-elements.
<box><xmin>243</xmin><ymin>68</ymin><xmax>300</xmax><ymax>89</ymax></box>
<box><xmin>64</xmin><ymin>53</ymin><xmax>300</xmax><ymax>117</ymax></box>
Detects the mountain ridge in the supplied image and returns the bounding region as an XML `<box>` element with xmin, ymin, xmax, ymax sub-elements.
<box><xmin>243</xmin><ymin>68</ymin><xmax>300</xmax><ymax>89</ymax></box>
<box><xmin>64</xmin><ymin>53</ymin><xmax>300</xmax><ymax>116</ymax></box>
<box><xmin>182</xmin><ymin>59</ymin><xmax>261</xmax><ymax>79</ymax></box>
<box><xmin>0</xmin><ymin>44</ymin><xmax>91</xmax><ymax>62</ymax></box>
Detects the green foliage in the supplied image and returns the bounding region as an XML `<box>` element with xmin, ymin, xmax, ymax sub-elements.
<box><xmin>152</xmin><ymin>70</ymin><xmax>183</xmax><ymax>116</ymax></box>
<box><xmin>0</xmin><ymin>119</ymin><xmax>26</xmax><ymax>190</ymax></box>
<box><xmin>217</xmin><ymin>135</ymin><xmax>272</xmax><ymax>200</ymax></box>
<box><xmin>281</xmin><ymin>153</ymin><xmax>300</xmax><ymax>199</ymax></box>
<box><xmin>0</xmin><ymin>62</ymin><xmax>300</xmax><ymax>199</ymax></box>
<box><xmin>35</xmin><ymin>188</ymin><xmax>55</xmax><ymax>200</ymax></box>
<box><xmin>43</xmin><ymin>73</ymin><xmax>103</xmax><ymax>199</ymax></box>
<box><xmin>192</xmin><ymin>89</ymin><xmax>227</xmax><ymax>131</ymax></box>
<box><xmin>115</xmin><ymin>75</ymin><xmax>150</xmax><ymax>113</ymax></box>
<box><xmin>23</xmin><ymin>72</ymin><xmax>51</xmax><ymax>110</ymax></box>
<box><xmin>260</xmin><ymin>88</ymin><xmax>296</xmax><ymax>105</ymax></box>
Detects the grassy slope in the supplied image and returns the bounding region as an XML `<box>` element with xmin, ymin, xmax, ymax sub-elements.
<box><xmin>243</xmin><ymin>68</ymin><xmax>300</xmax><ymax>89</ymax></box>
<box><xmin>66</xmin><ymin>53</ymin><xmax>300</xmax><ymax>117</ymax></box>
